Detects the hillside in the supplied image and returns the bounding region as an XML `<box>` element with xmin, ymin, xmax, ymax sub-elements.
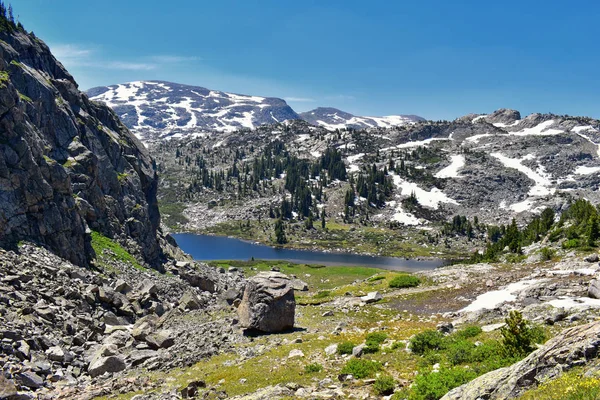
<box><xmin>149</xmin><ymin>109</ymin><xmax>600</xmax><ymax>258</ymax></box>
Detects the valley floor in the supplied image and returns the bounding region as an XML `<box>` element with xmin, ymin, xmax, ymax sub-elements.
<box><xmin>90</xmin><ymin>248</ymin><xmax>600</xmax><ymax>400</ymax></box>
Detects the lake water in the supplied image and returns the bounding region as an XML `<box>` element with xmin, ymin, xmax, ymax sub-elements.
<box><xmin>172</xmin><ymin>233</ymin><xmax>445</xmax><ymax>272</ymax></box>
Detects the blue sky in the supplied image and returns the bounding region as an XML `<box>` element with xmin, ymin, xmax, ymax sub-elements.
<box><xmin>15</xmin><ymin>0</ymin><xmax>600</xmax><ymax>120</ymax></box>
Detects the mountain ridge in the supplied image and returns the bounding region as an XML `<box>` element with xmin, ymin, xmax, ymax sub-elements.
<box><xmin>86</xmin><ymin>81</ymin><xmax>424</xmax><ymax>140</ymax></box>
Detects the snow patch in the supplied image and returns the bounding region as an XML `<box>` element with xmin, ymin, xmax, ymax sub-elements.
<box><xmin>461</xmin><ymin>279</ymin><xmax>545</xmax><ymax>312</ymax></box>
<box><xmin>390</xmin><ymin>173</ymin><xmax>458</xmax><ymax>209</ymax></box>
<box><xmin>435</xmin><ymin>155</ymin><xmax>465</xmax><ymax>179</ymax></box>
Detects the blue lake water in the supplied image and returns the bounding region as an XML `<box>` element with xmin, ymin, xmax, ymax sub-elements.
<box><xmin>172</xmin><ymin>233</ymin><xmax>445</xmax><ymax>272</ymax></box>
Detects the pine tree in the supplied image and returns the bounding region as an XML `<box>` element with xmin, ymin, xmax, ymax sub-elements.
<box><xmin>274</xmin><ymin>218</ymin><xmax>287</xmax><ymax>244</ymax></box>
<box><xmin>587</xmin><ymin>214</ymin><xmax>599</xmax><ymax>246</ymax></box>
<box><xmin>321</xmin><ymin>208</ymin><xmax>326</xmax><ymax>229</ymax></box>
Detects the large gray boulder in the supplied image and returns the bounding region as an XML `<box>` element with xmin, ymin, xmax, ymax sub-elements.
<box><xmin>88</xmin><ymin>355</ymin><xmax>126</xmax><ymax>378</ymax></box>
<box><xmin>589</xmin><ymin>279</ymin><xmax>600</xmax><ymax>299</ymax></box>
<box><xmin>237</xmin><ymin>272</ymin><xmax>295</xmax><ymax>333</ymax></box>
<box><xmin>442</xmin><ymin>321</ymin><xmax>600</xmax><ymax>399</ymax></box>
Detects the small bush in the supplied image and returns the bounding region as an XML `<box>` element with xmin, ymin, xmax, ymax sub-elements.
<box><xmin>540</xmin><ymin>247</ymin><xmax>555</xmax><ymax>261</ymax></box>
<box><xmin>314</xmin><ymin>290</ymin><xmax>331</xmax><ymax>299</ymax></box>
<box><xmin>304</xmin><ymin>363</ymin><xmax>323</xmax><ymax>373</ymax></box>
<box><xmin>363</xmin><ymin>341</ymin><xmax>380</xmax><ymax>354</ymax></box>
<box><xmin>366</xmin><ymin>332</ymin><xmax>388</xmax><ymax>345</ymax></box>
<box><xmin>445</xmin><ymin>339</ymin><xmax>475</xmax><ymax>366</ymax></box>
<box><xmin>340</xmin><ymin>359</ymin><xmax>382</xmax><ymax>379</ymax></box>
<box><xmin>368</xmin><ymin>275</ymin><xmax>385</xmax><ymax>282</ymax></box>
<box><xmin>454</xmin><ymin>325</ymin><xmax>482</xmax><ymax>339</ymax></box>
<box><xmin>337</xmin><ymin>341</ymin><xmax>355</xmax><ymax>355</ymax></box>
<box><xmin>409</xmin><ymin>367</ymin><xmax>478</xmax><ymax>400</ymax></box>
<box><xmin>373</xmin><ymin>375</ymin><xmax>396</xmax><ymax>396</ymax></box>
<box><xmin>409</xmin><ymin>330</ymin><xmax>444</xmax><ymax>355</ymax></box>
<box><xmin>562</xmin><ymin>238</ymin><xmax>580</xmax><ymax>249</ymax></box>
<box><xmin>389</xmin><ymin>274</ymin><xmax>421</xmax><ymax>288</ymax></box>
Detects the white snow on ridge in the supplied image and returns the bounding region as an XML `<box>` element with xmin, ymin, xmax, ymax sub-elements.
<box><xmin>572</xmin><ymin>125</ymin><xmax>598</xmax><ymax>133</ymax></box>
<box><xmin>472</xmin><ymin>115</ymin><xmax>487</xmax><ymax>123</ymax></box>
<box><xmin>509</xmin><ymin>120</ymin><xmax>563</xmax><ymax>136</ymax></box>
<box><xmin>491</xmin><ymin>153</ymin><xmax>555</xmax><ymax>197</ymax></box>
<box><xmin>435</xmin><ymin>155</ymin><xmax>465</xmax><ymax>179</ymax></box>
<box><xmin>390</xmin><ymin>173</ymin><xmax>458</xmax><ymax>209</ymax></box>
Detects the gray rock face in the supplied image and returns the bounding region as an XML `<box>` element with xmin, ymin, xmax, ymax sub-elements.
<box><xmin>238</xmin><ymin>272</ymin><xmax>295</xmax><ymax>332</ymax></box>
<box><xmin>0</xmin><ymin>30</ymin><xmax>166</xmax><ymax>268</ymax></box>
<box><xmin>442</xmin><ymin>321</ymin><xmax>600</xmax><ymax>399</ymax></box>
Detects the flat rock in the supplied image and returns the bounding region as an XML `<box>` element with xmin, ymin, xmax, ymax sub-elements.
<box><xmin>360</xmin><ymin>291</ymin><xmax>383</xmax><ymax>304</ymax></box>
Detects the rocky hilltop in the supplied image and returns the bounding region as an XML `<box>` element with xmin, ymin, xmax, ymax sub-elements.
<box><xmin>0</xmin><ymin>29</ymin><xmax>165</xmax><ymax>267</ymax></box>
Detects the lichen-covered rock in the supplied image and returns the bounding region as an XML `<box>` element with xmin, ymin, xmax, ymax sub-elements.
<box><xmin>0</xmin><ymin>29</ymin><xmax>167</xmax><ymax>268</ymax></box>
<box><xmin>237</xmin><ymin>272</ymin><xmax>295</xmax><ymax>332</ymax></box>
<box><xmin>442</xmin><ymin>321</ymin><xmax>600</xmax><ymax>399</ymax></box>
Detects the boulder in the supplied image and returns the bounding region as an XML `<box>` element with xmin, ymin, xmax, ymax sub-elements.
<box><xmin>88</xmin><ymin>355</ymin><xmax>126</xmax><ymax>378</ymax></box>
<box><xmin>290</xmin><ymin>279</ymin><xmax>309</xmax><ymax>291</ymax></box>
<box><xmin>589</xmin><ymin>279</ymin><xmax>600</xmax><ymax>299</ymax></box>
<box><xmin>442</xmin><ymin>321</ymin><xmax>600</xmax><ymax>399</ymax></box>
<box><xmin>584</xmin><ymin>253</ymin><xmax>599</xmax><ymax>263</ymax></box>
<box><xmin>15</xmin><ymin>371</ymin><xmax>44</xmax><ymax>389</ymax></box>
<box><xmin>360</xmin><ymin>291</ymin><xmax>383</xmax><ymax>304</ymax></box>
<box><xmin>145</xmin><ymin>330</ymin><xmax>175</xmax><ymax>349</ymax></box>
<box><xmin>352</xmin><ymin>344</ymin><xmax>366</xmax><ymax>358</ymax></box>
<box><xmin>237</xmin><ymin>272</ymin><xmax>295</xmax><ymax>333</ymax></box>
<box><xmin>178</xmin><ymin>292</ymin><xmax>201</xmax><ymax>310</ymax></box>
<box><xmin>46</xmin><ymin>346</ymin><xmax>65</xmax><ymax>362</ymax></box>
<box><xmin>324</xmin><ymin>344</ymin><xmax>338</xmax><ymax>356</ymax></box>
<box><xmin>0</xmin><ymin>375</ymin><xmax>18</xmax><ymax>398</ymax></box>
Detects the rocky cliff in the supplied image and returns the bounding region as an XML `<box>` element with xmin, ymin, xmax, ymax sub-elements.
<box><xmin>0</xmin><ymin>29</ymin><xmax>165</xmax><ymax>267</ymax></box>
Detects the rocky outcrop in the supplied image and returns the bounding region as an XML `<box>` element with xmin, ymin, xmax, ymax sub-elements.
<box><xmin>442</xmin><ymin>321</ymin><xmax>600</xmax><ymax>399</ymax></box>
<box><xmin>0</xmin><ymin>29</ymin><xmax>165</xmax><ymax>267</ymax></box>
<box><xmin>484</xmin><ymin>108</ymin><xmax>521</xmax><ymax>125</ymax></box>
<box><xmin>238</xmin><ymin>272</ymin><xmax>295</xmax><ymax>332</ymax></box>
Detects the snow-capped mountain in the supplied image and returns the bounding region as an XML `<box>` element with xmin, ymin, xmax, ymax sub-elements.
<box><xmin>87</xmin><ymin>81</ymin><xmax>425</xmax><ymax>140</ymax></box>
<box><xmin>87</xmin><ymin>81</ymin><xmax>300</xmax><ymax>138</ymax></box>
<box><xmin>299</xmin><ymin>107</ymin><xmax>424</xmax><ymax>130</ymax></box>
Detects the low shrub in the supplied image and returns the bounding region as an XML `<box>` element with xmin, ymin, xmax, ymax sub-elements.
<box><xmin>373</xmin><ymin>375</ymin><xmax>396</xmax><ymax>396</ymax></box>
<box><xmin>304</xmin><ymin>363</ymin><xmax>323</xmax><ymax>373</ymax></box>
<box><xmin>368</xmin><ymin>275</ymin><xmax>385</xmax><ymax>282</ymax></box>
<box><xmin>340</xmin><ymin>359</ymin><xmax>382</xmax><ymax>379</ymax></box>
<box><xmin>389</xmin><ymin>274</ymin><xmax>421</xmax><ymax>288</ymax></box>
<box><xmin>409</xmin><ymin>367</ymin><xmax>478</xmax><ymax>400</ymax></box>
<box><xmin>540</xmin><ymin>247</ymin><xmax>555</xmax><ymax>261</ymax></box>
<box><xmin>454</xmin><ymin>325</ymin><xmax>482</xmax><ymax>339</ymax></box>
<box><xmin>314</xmin><ymin>290</ymin><xmax>331</xmax><ymax>299</ymax></box>
<box><xmin>409</xmin><ymin>330</ymin><xmax>444</xmax><ymax>355</ymax></box>
<box><xmin>337</xmin><ymin>341</ymin><xmax>355</xmax><ymax>355</ymax></box>
<box><xmin>445</xmin><ymin>339</ymin><xmax>476</xmax><ymax>366</ymax></box>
